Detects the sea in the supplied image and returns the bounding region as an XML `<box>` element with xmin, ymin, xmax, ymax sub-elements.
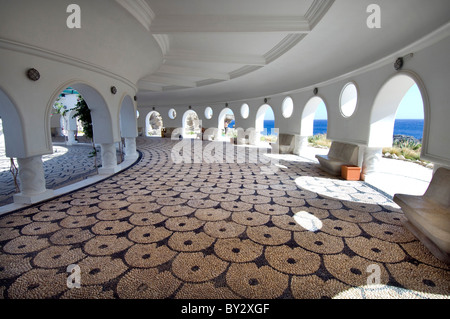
<box><xmin>263</xmin><ymin>119</ymin><xmax>425</xmax><ymax>140</ymax></box>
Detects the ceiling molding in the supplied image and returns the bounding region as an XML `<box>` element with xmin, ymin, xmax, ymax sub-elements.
<box><xmin>0</xmin><ymin>38</ymin><xmax>137</xmax><ymax>91</ymax></box>
<box><xmin>116</xmin><ymin>0</ymin><xmax>155</xmax><ymax>31</ymax></box>
<box><xmin>152</xmin><ymin>34</ymin><xmax>170</xmax><ymax>56</ymax></box>
<box><xmin>165</xmin><ymin>49</ymin><xmax>267</xmax><ymax>66</ymax></box>
<box><xmin>264</xmin><ymin>33</ymin><xmax>306</xmax><ymax>64</ymax></box>
<box><xmin>305</xmin><ymin>0</ymin><xmax>336</xmax><ymax>29</ymax></box>
<box><xmin>196</xmin><ymin>79</ymin><xmax>226</xmax><ymax>87</ymax></box>
<box><xmin>229</xmin><ymin>65</ymin><xmax>263</xmax><ymax>80</ymax></box>
<box><xmin>150</xmin><ymin>15</ymin><xmax>310</xmax><ymax>34</ymax></box>
<box><xmin>158</xmin><ymin>65</ymin><xmax>230</xmax><ymax>81</ymax></box>
<box><xmin>130</xmin><ymin>0</ymin><xmax>335</xmax><ymax>93</ymax></box>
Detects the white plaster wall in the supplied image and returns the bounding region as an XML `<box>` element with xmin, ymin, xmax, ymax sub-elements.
<box><xmin>137</xmin><ymin>31</ymin><xmax>450</xmax><ymax>166</ymax></box>
<box><xmin>0</xmin><ymin>48</ymin><xmax>137</xmax><ymax>158</ymax></box>
<box><xmin>0</xmin><ymin>0</ymin><xmax>162</xmax><ymax>84</ymax></box>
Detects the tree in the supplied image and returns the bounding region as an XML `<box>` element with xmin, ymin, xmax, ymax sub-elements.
<box><xmin>186</xmin><ymin>113</ymin><xmax>200</xmax><ymax>133</ymax></box>
<box><xmin>71</xmin><ymin>95</ymin><xmax>98</xmax><ymax>168</ymax></box>
<box><xmin>72</xmin><ymin>95</ymin><xmax>93</xmax><ymax>140</ymax></box>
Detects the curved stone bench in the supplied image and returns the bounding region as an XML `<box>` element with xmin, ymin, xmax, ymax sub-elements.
<box><xmin>315</xmin><ymin>141</ymin><xmax>359</xmax><ymax>176</ymax></box>
<box><xmin>276</xmin><ymin>134</ymin><xmax>295</xmax><ymax>154</ymax></box>
<box><xmin>394</xmin><ymin>167</ymin><xmax>450</xmax><ymax>263</ymax></box>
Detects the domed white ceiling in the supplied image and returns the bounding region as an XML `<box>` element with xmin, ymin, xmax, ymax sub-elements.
<box><xmin>116</xmin><ymin>0</ymin><xmax>450</xmax><ymax>106</ymax></box>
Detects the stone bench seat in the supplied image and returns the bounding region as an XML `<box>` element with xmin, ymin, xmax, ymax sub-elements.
<box><xmin>394</xmin><ymin>167</ymin><xmax>450</xmax><ymax>263</ymax></box>
<box><xmin>315</xmin><ymin>141</ymin><xmax>359</xmax><ymax>176</ymax></box>
<box><xmin>276</xmin><ymin>134</ymin><xmax>295</xmax><ymax>154</ymax></box>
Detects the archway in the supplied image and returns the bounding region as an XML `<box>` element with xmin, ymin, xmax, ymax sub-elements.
<box><xmin>0</xmin><ymin>89</ymin><xmax>26</xmax><ymax>159</ymax></box>
<box><xmin>218</xmin><ymin>108</ymin><xmax>236</xmax><ymax>141</ymax></box>
<box><xmin>67</xmin><ymin>83</ymin><xmax>115</xmax><ymax>145</ymax></box>
<box><xmin>368</xmin><ymin>73</ymin><xmax>427</xmax><ymax>149</ymax></box>
<box><xmin>120</xmin><ymin>95</ymin><xmax>137</xmax><ymax>138</ymax></box>
<box><xmin>0</xmin><ymin>89</ymin><xmax>27</xmax><ymax>205</ymax></box>
<box><xmin>51</xmin><ymin>88</ymin><xmax>83</xmax><ymax>145</ymax></box>
<box><xmin>363</xmin><ymin>72</ymin><xmax>430</xmax><ymax>194</ymax></box>
<box><xmin>182</xmin><ymin>110</ymin><xmax>201</xmax><ymax>139</ymax></box>
<box><xmin>48</xmin><ymin>83</ymin><xmax>118</xmax><ymax>176</ymax></box>
<box><xmin>145</xmin><ymin>111</ymin><xmax>164</xmax><ymax>137</ymax></box>
<box><xmin>298</xmin><ymin>96</ymin><xmax>328</xmax><ymax>155</ymax></box>
<box><xmin>120</xmin><ymin>95</ymin><xmax>138</xmax><ymax>160</ymax></box>
<box><xmin>255</xmin><ymin>104</ymin><xmax>276</xmax><ymax>145</ymax></box>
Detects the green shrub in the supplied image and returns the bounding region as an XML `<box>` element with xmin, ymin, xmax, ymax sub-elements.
<box><xmin>308</xmin><ymin>134</ymin><xmax>331</xmax><ymax>148</ymax></box>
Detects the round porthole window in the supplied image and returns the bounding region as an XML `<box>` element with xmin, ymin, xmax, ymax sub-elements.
<box><xmin>340</xmin><ymin>82</ymin><xmax>358</xmax><ymax>118</ymax></box>
<box><xmin>168</xmin><ymin>108</ymin><xmax>177</xmax><ymax>120</ymax></box>
<box><xmin>205</xmin><ymin>107</ymin><xmax>213</xmax><ymax>119</ymax></box>
<box><xmin>282</xmin><ymin>97</ymin><xmax>294</xmax><ymax>118</ymax></box>
<box><xmin>241</xmin><ymin>103</ymin><xmax>249</xmax><ymax>119</ymax></box>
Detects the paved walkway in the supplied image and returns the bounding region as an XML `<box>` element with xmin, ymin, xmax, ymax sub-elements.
<box><xmin>0</xmin><ymin>134</ymin><xmax>433</xmax><ymax>207</ymax></box>
<box><xmin>0</xmin><ymin>141</ymin><xmax>99</xmax><ymax>206</ymax></box>
<box><xmin>296</xmin><ymin>146</ymin><xmax>433</xmax><ymax>198</ymax></box>
<box><xmin>0</xmin><ymin>137</ymin><xmax>447</xmax><ymax>300</ymax></box>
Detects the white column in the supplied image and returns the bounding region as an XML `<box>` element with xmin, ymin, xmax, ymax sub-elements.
<box><xmin>98</xmin><ymin>143</ymin><xmax>119</xmax><ymax>175</ymax></box>
<box><xmin>248</xmin><ymin>129</ymin><xmax>257</xmax><ymax>145</ymax></box>
<box><xmin>361</xmin><ymin>147</ymin><xmax>383</xmax><ymax>181</ymax></box>
<box><xmin>295</xmin><ymin>135</ymin><xmax>309</xmax><ymax>156</ymax></box>
<box><xmin>124</xmin><ymin>137</ymin><xmax>138</xmax><ymax>160</ymax></box>
<box><xmin>66</xmin><ymin>130</ymin><xmax>77</xmax><ymax>145</ymax></box>
<box><xmin>14</xmin><ymin>155</ymin><xmax>54</xmax><ymax>204</ymax></box>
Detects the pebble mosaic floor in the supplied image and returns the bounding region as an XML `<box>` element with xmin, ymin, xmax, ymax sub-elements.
<box><xmin>0</xmin><ymin>137</ymin><xmax>448</xmax><ymax>299</ymax></box>
<box><xmin>0</xmin><ymin>143</ymin><xmax>99</xmax><ymax>206</ymax></box>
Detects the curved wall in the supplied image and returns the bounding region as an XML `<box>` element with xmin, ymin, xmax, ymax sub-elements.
<box><xmin>138</xmin><ymin>27</ymin><xmax>450</xmax><ymax>166</ymax></box>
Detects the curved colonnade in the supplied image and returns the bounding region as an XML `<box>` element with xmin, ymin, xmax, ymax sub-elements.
<box><xmin>1</xmin><ymin>1</ymin><xmax>450</xmax><ymax>209</ymax></box>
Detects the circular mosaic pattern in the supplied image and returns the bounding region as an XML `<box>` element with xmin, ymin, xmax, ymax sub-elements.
<box><xmin>168</xmin><ymin>231</ymin><xmax>215</xmax><ymax>252</ymax></box>
<box><xmin>33</xmin><ymin>245</ymin><xmax>85</xmax><ymax>269</ymax></box>
<box><xmin>172</xmin><ymin>252</ymin><xmax>228</xmax><ymax>283</ymax></box>
<box><xmin>214</xmin><ymin>238</ymin><xmax>263</xmax><ymax>263</ymax></box>
<box><xmin>0</xmin><ymin>137</ymin><xmax>448</xmax><ymax>300</ymax></box>
<box><xmin>128</xmin><ymin>226</ymin><xmax>172</xmax><ymax>244</ymax></box>
<box><xmin>265</xmin><ymin>245</ymin><xmax>321</xmax><ymax>275</ymax></box>
<box><xmin>124</xmin><ymin>244</ymin><xmax>176</xmax><ymax>268</ymax></box>
<box><xmin>247</xmin><ymin>225</ymin><xmax>291</xmax><ymax>246</ymax></box>
<box><xmin>117</xmin><ymin>268</ymin><xmax>181</xmax><ymax>299</ymax></box>
<box><xmin>226</xmin><ymin>263</ymin><xmax>289</xmax><ymax>299</ymax></box>
<box><xmin>204</xmin><ymin>221</ymin><xmax>246</xmax><ymax>239</ymax></box>
<box><xmin>195</xmin><ymin>208</ymin><xmax>231</xmax><ymax>221</ymax></box>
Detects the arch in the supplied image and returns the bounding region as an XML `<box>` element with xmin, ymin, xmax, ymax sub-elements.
<box><xmin>218</xmin><ymin>108</ymin><xmax>236</xmax><ymax>131</ymax></box>
<box><xmin>46</xmin><ymin>81</ymin><xmax>115</xmax><ymax>145</ymax></box>
<box><xmin>182</xmin><ymin>110</ymin><xmax>201</xmax><ymax>139</ymax></box>
<box><xmin>368</xmin><ymin>71</ymin><xmax>429</xmax><ymax>148</ymax></box>
<box><xmin>145</xmin><ymin>111</ymin><xmax>164</xmax><ymax>137</ymax></box>
<box><xmin>300</xmin><ymin>96</ymin><xmax>328</xmax><ymax>137</ymax></box>
<box><xmin>217</xmin><ymin>108</ymin><xmax>236</xmax><ymax>141</ymax></box>
<box><xmin>255</xmin><ymin>104</ymin><xmax>274</xmax><ymax>135</ymax></box>
<box><xmin>119</xmin><ymin>95</ymin><xmax>137</xmax><ymax>138</ymax></box>
<box><xmin>0</xmin><ymin>88</ymin><xmax>26</xmax><ymax>158</ymax></box>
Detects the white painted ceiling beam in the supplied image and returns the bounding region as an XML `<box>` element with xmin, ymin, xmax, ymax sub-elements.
<box><xmin>150</xmin><ymin>15</ymin><xmax>310</xmax><ymax>34</ymax></box>
<box><xmin>116</xmin><ymin>0</ymin><xmax>155</xmax><ymax>31</ymax></box>
<box><xmin>165</xmin><ymin>49</ymin><xmax>267</xmax><ymax>66</ymax></box>
<box><xmin>158</xmin><ymin>65</ymin><xmax>230</xmax><ymax>81</ymax></box>
<box><xmin>142</xmin><ymin>75</ymin><xmax>198</xmax><ymax>88</ymax></box>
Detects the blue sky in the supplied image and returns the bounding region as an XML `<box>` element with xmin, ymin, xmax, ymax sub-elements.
<box><xmin>264</xmin><ymin>106</ymin><xmax>275</xmax><ymax>121</ymax></box>
<box><xmin>313</xmin><ymin>84</ymin><xmax>424</xmax><ymax>120</ymax></box>
<box><xmin>395</xmin><ymin>84</ymin><xmax>424</xmax><ymax>119</ymax></box>
<box><xmin>261</xmin><ymin>84</ymin><xmax>424</xmax><ymax>122</ymax></box>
